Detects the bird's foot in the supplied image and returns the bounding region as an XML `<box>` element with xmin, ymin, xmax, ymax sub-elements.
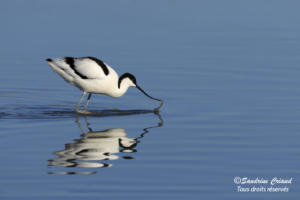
<box><xmin>75</xmin><ymin>108</ymin><xmax>93</xmax><ymax>115</ymax></box>
<box><xmin>75</xmin><ymin>107</ymin><xmax>103</xmax><ymax>116</ymax></box>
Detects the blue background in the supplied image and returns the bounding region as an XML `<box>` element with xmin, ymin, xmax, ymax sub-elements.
<box><xmin>0</xmin><ymin>0</ymin><xmax>300</xmax><ymax>199</ymax></box>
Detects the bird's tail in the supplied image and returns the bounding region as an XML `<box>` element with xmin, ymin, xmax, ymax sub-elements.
<box><xmin>45</xmin><ymin>57</ymin><xmax>74</xmax><ymax>83</ymax></box>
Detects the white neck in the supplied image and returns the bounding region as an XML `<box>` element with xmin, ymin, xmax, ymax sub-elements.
<box><xmin>112</xmin><ymin>78</ymin><xmax>134</xmax><ymax>97</ymax></box>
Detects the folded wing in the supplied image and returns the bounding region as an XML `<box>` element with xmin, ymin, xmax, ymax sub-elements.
<box><xmin>51</xmin><ymin>57</ymin><xmax>109</xmax><ymax>80</ymax></box>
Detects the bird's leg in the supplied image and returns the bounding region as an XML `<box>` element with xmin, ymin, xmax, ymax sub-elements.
<box><xmin>83</xmin><ymin>93</ymin><xmax>92</xmax><ymax>111</ymax></box>
<box><xmin>84</xmin><ymin>116</ymin><xmax>93</xmax><ymax>132</ymax></box>
<box><xmin>75</xmin><ymin>91</ymin><xmax>86</xmax><ymax>112</ymax></box>
<box><xmin>75</xmin><ymin>115</ymin><xmax>86</xmax><ymax>133</ymax></box>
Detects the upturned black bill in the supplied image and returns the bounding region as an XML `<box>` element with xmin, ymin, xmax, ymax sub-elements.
<box><xmin>136</xmin><ymin>85</ymin><xmax>164</xmax><ymax>109</ymax></box>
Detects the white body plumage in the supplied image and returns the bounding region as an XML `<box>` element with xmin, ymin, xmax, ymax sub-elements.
<box><xmin>46</xmin><ymin>57</ymin><xmax>134</xmax><ymax>98</ymax></box>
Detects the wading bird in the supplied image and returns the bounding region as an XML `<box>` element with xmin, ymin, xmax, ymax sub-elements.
<box><xmin>46</xmin><ymin>57</ymin><xmax>163</xmax><ymax>113</ymax></box>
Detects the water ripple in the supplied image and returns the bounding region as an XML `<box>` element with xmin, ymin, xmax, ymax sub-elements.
<box><xmin>0</xmin><ymin>104</ymin><xmax>155</xmax><ymax>119</ymax></box>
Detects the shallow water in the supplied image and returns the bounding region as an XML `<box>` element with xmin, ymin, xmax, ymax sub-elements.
<box><xmin>1</xmin><ymin>0</ymin><xmax>300</xmax><ymax>199</ymax></box>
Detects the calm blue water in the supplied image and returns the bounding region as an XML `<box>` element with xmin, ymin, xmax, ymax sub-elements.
<box><xmin>1</xmin><ymin>0</ymin><xmax>300</xmax><ymax>199</ymax></box>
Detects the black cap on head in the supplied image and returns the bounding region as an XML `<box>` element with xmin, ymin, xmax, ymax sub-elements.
<box><xmin>118</xmin><ymin>73</ymin><xmax>137</xmax><ymax>88</ymax></box>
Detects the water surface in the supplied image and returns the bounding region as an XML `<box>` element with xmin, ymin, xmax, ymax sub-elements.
<box><xmin>1</xmin><ymin>0</ymin><xmax>300</xmax><ymax>199</ymax></box>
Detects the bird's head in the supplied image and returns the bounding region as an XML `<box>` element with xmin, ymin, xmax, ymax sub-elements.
<box><xmin>118</xmin><ymin>73</ymin><xmax>137</xmax><ymax>88</ymax></box>
<box><xmin>118</xmin><ymin>73</ymin><xmax>164</xmax><ymax>108</ymax></box>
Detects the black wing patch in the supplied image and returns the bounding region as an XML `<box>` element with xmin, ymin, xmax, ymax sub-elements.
<box><xmin>86</xmin><ymin>56</ymin><xmax>109</xmax><ymax>76</ymax></box>
<box><xmin>65</xmin><ymin>57</ymin><xmax>88</xmax><ymax>79</ymax></box>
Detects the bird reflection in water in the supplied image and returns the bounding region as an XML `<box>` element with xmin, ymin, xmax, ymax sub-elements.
<box><xmin>48</xmin><ymin>113</ymin><xmax>163</xmax><ymax>175</ymax></box>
